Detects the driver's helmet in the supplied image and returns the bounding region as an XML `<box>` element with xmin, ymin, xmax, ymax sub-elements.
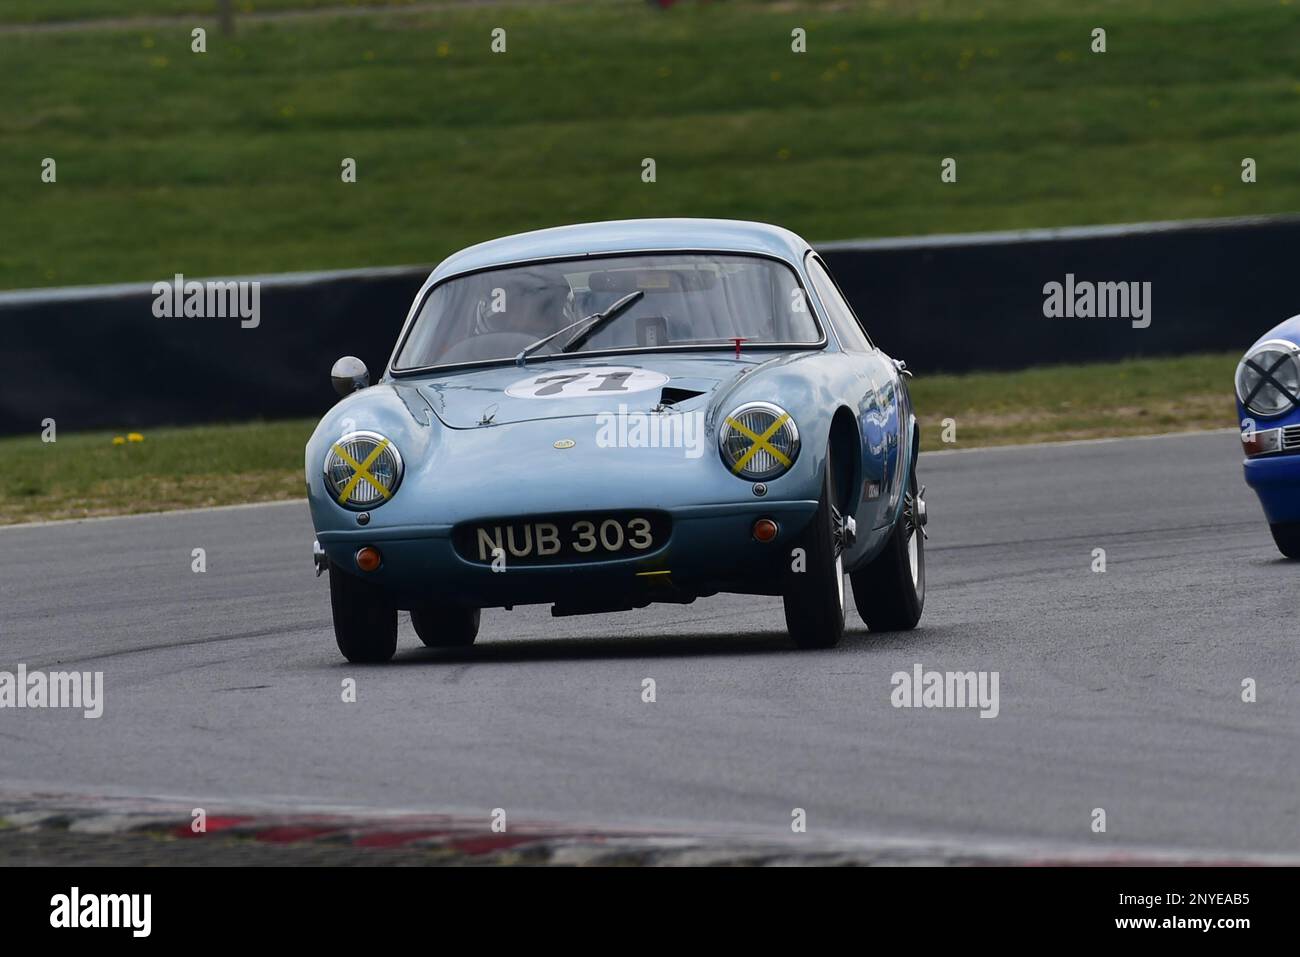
<box><xmin>473</xmin><ymin>265</ymin><xmax>578</xmax><ymax>338</ymax></box>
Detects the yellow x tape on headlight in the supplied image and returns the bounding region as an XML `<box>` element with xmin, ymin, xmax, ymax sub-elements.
<box><xmin>332</xmin><ymin>439</ymin><xmax>393</xmax><ymax>504</ymax></box>
<box><xmin>725</xmin><ymin>413</ymin><xmax>793</xmax><ymax>474</ymax></box>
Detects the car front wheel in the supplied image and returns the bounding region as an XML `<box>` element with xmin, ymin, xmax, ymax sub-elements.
<box><xmin>851</xmin><ymin>468</ymin><xmax>926</xmax><ymax>631</ymax></box>
<box><xmin>329</xmin><ymin>565</ymin><xmax>398</xmax><ymax>663</ymax></box>
<box><xmin>783</xmin><ymin>459</ymin><xmax>848</xmax><ymax>650</ymax></box>
<box><xmin>411</xmin><ymin>606</ymin><xmax>480</xmax><ymax>648</ymax></box>
<box><xmin>1269</xmin><ymin>522</ymin><xmax>1300</xmax><ymax>559</ymax></box>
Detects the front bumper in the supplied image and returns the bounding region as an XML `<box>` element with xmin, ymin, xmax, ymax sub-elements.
<box><xmin>309</xmin><ymin>404</ymin><xmax>831</xmax><ymax>609</ymax></box>
<box><xmin>1243</xmin><ymin>452</ymin><xmax>1300</xmax><ymax>525</ymax></box>
<box><xmin>316</xmin><ymin>499</ymin><xmax>819</xmax><ymax>609</ymax></box>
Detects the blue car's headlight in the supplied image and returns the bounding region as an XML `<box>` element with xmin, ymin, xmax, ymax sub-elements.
<box><xmin>719</xmin><ymin>402</ymin><xmax>800</xmax><ymax>480</ymax></box>
<box><xmin>323</xmin><ymin>431</ymin><xmax>404</xmax><ymax>509</ymax></box>
<box><xmin>1236</xmin><ymin>340</ymin><xmax>1300</xmax><ymax>417</ymax></box>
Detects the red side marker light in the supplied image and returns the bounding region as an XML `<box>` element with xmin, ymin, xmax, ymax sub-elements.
<box><xmin>753</xmin><ymin>519</ymin><xmax>779</xmax><ymax>543</ymax></box>
<box><xmin>355</xmin><ymin>547</ymin><xmax>382</xmax><ymax>572</ymax></box>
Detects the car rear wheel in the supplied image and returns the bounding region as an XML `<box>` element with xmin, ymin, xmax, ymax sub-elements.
<box><xmin>1269</xmin><ymin>522</ymin><xmax>1300</xmax><ymax>559</ymax></box>
<box><xmin>851</xmin><ymin>467</ymin><xmax>926</xmax><ymax>631</ymax></box>
<box><xmin>410</xmin><ymin>606</ymin><xmax>481</xmax><ymax>648</ymax></box>
<box><xmin>783</xmin><ymin>458</ymin><xmax>848</xmax><ymax>650</ymax></box>
<box><xmin>329</xmin><ymin>565</ymin><xmax>398</xmax><ymax>663</ymax></box>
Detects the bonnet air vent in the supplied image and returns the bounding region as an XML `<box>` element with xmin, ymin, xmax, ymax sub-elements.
<box><xmin>659</xmin><ymin>387</ymin><xmax>705</xmax><ymax>406</ymax></box>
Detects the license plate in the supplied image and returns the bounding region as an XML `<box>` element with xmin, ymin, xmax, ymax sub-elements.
<box><xmin>453</xmin><ymin>512</ymin><xmax>670</xmax><ymax>566</ymax></box>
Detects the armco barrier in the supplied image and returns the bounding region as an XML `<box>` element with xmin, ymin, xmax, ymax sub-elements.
<box><xmin>2</xmin><ymin>214</ymin><xmax>1297</xmax><ymax>435</ymax></box>
<box><xmin>819</xmin><ymin>214</ymin><xmax>1300</xmax><ymax>374</ymax></box>
<box><xmin>1</xmin><ymin>266</ymin><xmax>428</xmax><ymax>436</ymax></box>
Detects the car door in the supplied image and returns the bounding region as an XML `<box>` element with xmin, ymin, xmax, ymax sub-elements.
<box><xmin>804</xmin><ymin>254</ymin><xmax>898</xmax><ymax>533</ymax></box>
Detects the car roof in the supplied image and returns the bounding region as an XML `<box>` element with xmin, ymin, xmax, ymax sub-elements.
<box><xmin>427</xmin><ymin>218</ymin><xmax>814</xmax><ymax>282</ymax></box>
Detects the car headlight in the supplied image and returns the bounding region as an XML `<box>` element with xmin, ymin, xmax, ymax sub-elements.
<box><xmin>1236</xmin><ymin>340</ymin><xmax>1300</xmax><ymax>417</ymax></box>
<box><xmin>719</xmin><ymin>402</ymin><xmax>800</xmax><ymax>480</ymax></box>
<box><xmin>323</xmin><ymin>431</ymin><xmax>403</xmax><ymax>509</ymax></box>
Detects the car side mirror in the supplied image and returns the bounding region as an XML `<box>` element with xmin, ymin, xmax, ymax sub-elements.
<box><xmin>331</xmin><ymin>356</ymin><xmax>369</xmax><ymax>397</ymax></box>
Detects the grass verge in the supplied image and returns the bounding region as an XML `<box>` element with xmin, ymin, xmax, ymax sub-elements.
<box><xmin>2</xmin><ymin>0</ymin><xmax>1300</xmax><ymax>289</ymax></box>
<box><xmin>0</xmin><ymin>420</ymin><xmax>312</xmax><ymax>525</ymax></box>
<box><xmin>0</xmin><ymin>351</ymin><xmax>1240</xmax><ymax>525</ymax></box>
<box><xmin>912</xmin><ymin>352</ymin><xmax>1238</xmax><ymax>448</ymax></box>
<box><xmin>0</xmin><ymin>0</ymin><xmax>453</xmax><ymax>26</ymax></box>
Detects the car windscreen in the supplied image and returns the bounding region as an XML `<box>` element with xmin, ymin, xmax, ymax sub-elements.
<box><xmin>391</xmin><ymin>253</ymin><xmax>822</xmax><ymax>371</ymax></box>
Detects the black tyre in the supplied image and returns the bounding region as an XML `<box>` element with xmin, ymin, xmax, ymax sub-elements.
<box><xmin>410</xmin><ymin>606</ymin><xmax>481</xmax><ymax>648</ymax></box>
<box><xmin>782</xmin><ymin>459</ymin><xmax>847</xmax><ymax>650</ymax></box>
<box><xmin>1269</xmin><ymin>522</ymin><xmax>1300</xmax><ymax>559</ymax></box>
<box><xmin>851</xmin><ymin>467</ymin><xmax>926</xmax><ymax>631</ymax></box>
<box><xmin>329</xmin><ymin>565</ymin><xmax>398</xmax><ymax>663</ymax></box>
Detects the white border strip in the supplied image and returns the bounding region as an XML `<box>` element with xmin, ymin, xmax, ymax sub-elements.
<box><xmin>6</xmin><ymin>214</ymin><xmax>1300</xmax><ymax>307</ymax></box>
<box><xmin>818</xmin><ymin>213</ymin><xmax>1300</xmax><ymax>252</ymax></box>
<box><xmin>0</xmin><ymin>497</ymin><xmax>304</xmax><ymax>532</ymax></box>
<box><xmin>0</xmin><ymin>264</ymin><xmax>430</xmax><ymax>307</ymax></box>
<box><xmin>924</xmin><ymin>426</ymin><xmax>1238</xmax><ymax>457</ymax></box>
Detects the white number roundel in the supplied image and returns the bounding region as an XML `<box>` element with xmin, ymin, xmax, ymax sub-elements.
<box><xmin>504</xmin><ymin>366</ymin><xmax>669</xmax><ymax>400</ymax></box>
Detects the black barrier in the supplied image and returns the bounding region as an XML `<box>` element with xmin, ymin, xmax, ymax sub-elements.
<box><xmin>0</xmin><ymin>267</ymin><xmax>428</xmax><ymax>436</ymax></box>
<box><xmin>820</xmin><ymin>214</ymin><xmax>1300</xmax><ymax>375</ymax></box>
<box><xmin>2</xmin><ymin>215</ymin><xmax>1297</xmax><ymax>435</ymax></box>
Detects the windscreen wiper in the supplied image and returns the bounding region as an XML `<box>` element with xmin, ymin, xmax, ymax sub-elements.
<box><xmin>559</xmin><ymin>290</ymin><xmax>644</xmax><ymax>354</ymax></box>
<box><xmin>514</xmin><ymin>290</ymin><xmax>645</xmax><ymax>367</ymax></box>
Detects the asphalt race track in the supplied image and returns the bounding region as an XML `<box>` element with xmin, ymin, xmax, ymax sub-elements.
<box><xmin>2</xmin><ymin>429</ymin><xmax>1297</xmax><ymax>859</ymax></box>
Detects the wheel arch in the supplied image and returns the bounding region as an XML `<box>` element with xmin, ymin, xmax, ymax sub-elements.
<box><xmin>828</xmin><ymin>405</ymin><xmax>861</xmax><ymax>516</ymax></box>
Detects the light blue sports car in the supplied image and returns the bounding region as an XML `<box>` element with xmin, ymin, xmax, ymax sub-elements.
<box><xmin>306</xmin><ymin>219</ymin><xmax>927</xmax><ymax>662</ymax></box>
<box><xmin>1235</xmin><ymin>313</ymin><xmax>1300</xmax><ymax>558</ymax></box>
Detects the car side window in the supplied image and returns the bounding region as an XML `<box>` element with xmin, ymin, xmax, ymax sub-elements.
<box><xmin>805</xmin><ymin>254</ymin><xmax>874</xmax><ymax>352</ymax></box>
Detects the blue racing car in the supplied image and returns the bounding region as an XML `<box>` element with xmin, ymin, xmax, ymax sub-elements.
<box><xmin>1236</xmin><ymin>314</ymin><xmax>1300</xmax><ymax>558</ymax></box>
<box><xmin>306</xmin><ymin>219</ymin><xmax>927</xmax><ymax>661</ymax></box>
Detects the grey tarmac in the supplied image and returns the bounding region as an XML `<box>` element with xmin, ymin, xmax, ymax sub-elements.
<box><xmin>1</xmin><ymin>429</ymin><xmax>1296</xmax><ymax>860</ymax></box>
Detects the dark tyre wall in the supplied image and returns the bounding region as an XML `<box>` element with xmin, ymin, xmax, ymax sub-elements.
<box><xmin>1</xmin><ymin>268</ymin><xmax>427</xmax><ymax>435</ymax></box>
<box><xmin>821</xmin><ymin>215</ymin><xmax>1300</xmax><ymax>373</ymax></box>
<box><xmin>2</xmin><ymin>216</ymin><xmax>1296</xmax><ymax>435</ymax></box>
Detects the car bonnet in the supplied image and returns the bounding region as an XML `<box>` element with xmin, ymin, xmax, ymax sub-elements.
<box><xmin>412</xmin><ymin>353</ymin><xmax>770</xmax><ymax>428</ymax></box>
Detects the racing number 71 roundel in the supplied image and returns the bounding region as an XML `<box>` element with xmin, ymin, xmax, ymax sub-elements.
<box><xmin>504</xmin><ymin>366</ymin><xmax>669</xmax><ymax>399</ymax></box>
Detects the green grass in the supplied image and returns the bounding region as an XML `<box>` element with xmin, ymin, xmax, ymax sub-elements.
<box><xmin>0</xmin><ymin>0</ymin><xmax>446</xmax><ymax>25</ymax></box>
<box><xmin>0</xmin><ymin>420</ymin><xmax>313</xmax><ymax>524</ymax></box>
<box><xmin>909</xmin><ymin>351</ymin><xmax>1239</xmax><ymax>448</ymax></box>
<box><xmin>0</xmin><ymin>352</ymin><xmax>1240</xmax><ymax>525</ymax></box>
<box><xmin>0</xmin><ymin>0</ymin><xmax>461</xmax><ymax>25</ymax></box>
<box><xmin>1</xmin><ymin>0</ymin><xmax>1299</xmax><ymax>289</ymax></box>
